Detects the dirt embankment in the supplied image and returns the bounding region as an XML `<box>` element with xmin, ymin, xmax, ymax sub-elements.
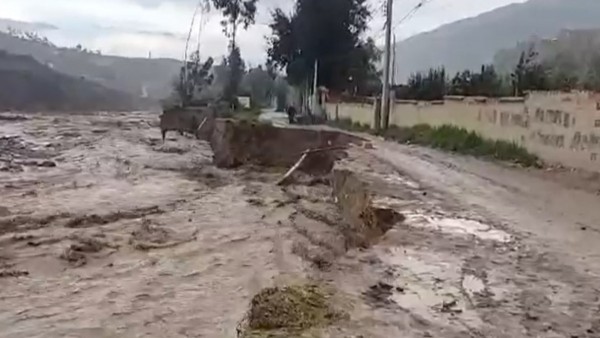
<box><xmin>209</xmin><ymin>119</ymin><xmax>363</xmax><ymax>172</ymax></box>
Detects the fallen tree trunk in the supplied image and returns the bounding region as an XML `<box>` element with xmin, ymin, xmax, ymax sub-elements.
<box><xmin>276</xmin><ymin>146</ymin><xmax>349</xmax><ymax>186</ymax></box>
<box><xmin>276</xmin><ymin>152</ymin><xmax>309</xmax><ymax>186</ymax></box>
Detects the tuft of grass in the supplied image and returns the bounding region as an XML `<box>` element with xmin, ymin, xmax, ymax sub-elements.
<box><xmin>327</xmin><ymin>118</ymin><xmax>372</xmax><ymax>133</ymax></box>
<box><xmin>329</xmin><ymin>120</ymin><xmax>541</xmax><ymax>168</ymax></box>
<box><xmin>239</xmin><ymin>284</ymin><xmax>343</xmax><ymax>338</ymax></box>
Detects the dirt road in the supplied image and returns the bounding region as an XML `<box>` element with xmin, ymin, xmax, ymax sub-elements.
<box><xmin>0</xmin><ymin>112</ymin><xmax>598</xmax><ymax>337</ymax></box>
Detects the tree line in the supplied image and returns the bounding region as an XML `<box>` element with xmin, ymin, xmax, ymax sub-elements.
<box><xmin>172</xmin><ymin>0</ymin><xmax>383</xmax><ymax>110</ymax></box>
<box><xmin>397</xmin><ymin>44</ymin><xmax>600</xmax><ymax>101</ymax></box>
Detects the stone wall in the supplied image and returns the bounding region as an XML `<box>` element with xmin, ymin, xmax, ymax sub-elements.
<box><xmin>325</xmin><ymin>91</ymin><xmax>600</xmax><ymax>171</ymax></box>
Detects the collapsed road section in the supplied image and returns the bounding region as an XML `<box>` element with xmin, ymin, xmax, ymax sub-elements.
<box><xmin>0</xmin><ymin>112</ymin><xmax>598</xmax><ymax>337</ymax></box>
<box><xmin>206</xmin><ymin>118</ymin><xmax>599</xmax><ymax>338</ymax></box>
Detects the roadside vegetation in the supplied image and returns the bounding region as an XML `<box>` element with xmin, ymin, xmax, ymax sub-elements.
<box><xmin>329</xmin><ymin>118</ymin><xmax>541</xmax><ymax>168</ymax></box>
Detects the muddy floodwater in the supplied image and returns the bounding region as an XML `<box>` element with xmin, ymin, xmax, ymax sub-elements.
<box><xmin>1</xmin><ymin>112</ymin><xmax>599</xmax><ymax>338</ymax></box>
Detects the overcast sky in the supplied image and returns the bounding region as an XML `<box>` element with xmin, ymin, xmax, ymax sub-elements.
<box><xmin>0</xmin><ymin>0</ymin><xmax>527</xmax><ymax>64</ymax></box>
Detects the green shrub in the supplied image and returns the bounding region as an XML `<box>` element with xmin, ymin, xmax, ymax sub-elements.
<box><xmin>329</xmin><ymin>119</ymin><xmax>540</xmax><ymax>167</ymax></box>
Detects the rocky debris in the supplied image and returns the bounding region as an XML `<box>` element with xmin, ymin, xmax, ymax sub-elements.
<box><xmin>0</xmin><ymin>161</ymin><xmax>23</xmax><ymax>172</ymax></box>
<box><xmin>363</xmin><ymin>282</ymin><xmax>397</xmax><ymax>307</ymax></box>
<box><xmin>0</xmin><ymin>135</ymin><xmax>54</xmax><ymax>159</ymax></box>
<box><xmin>59</xmin><ymin>235</ymin><xmax>117</xmax><ymax>267</ymax></box>
<box><xmin>0</xmin><ymin>269</ymin><xmax>29</xmax><ymax>278</ymax></box>
<box><xmin>60</xmin><ymin>246</ymin><xmax>88</xmax><ymax>267</ymax></box>
<box><xmin>0</xmin><ymin>212</ymin><xmax>73</xmax><ymax>236</ymax></box>
<box><xmin>152</xmin><ymin>145</ymin><xmax>190</xmax><ymax>154</ymax></box>
<box><xmin>64</xmin><ymin>206</ymin><xmax>164</xmax><ymax>228</ymax></box>
<box><xmin>0</xmin><ymin>135</ymin><xmax>57</xmax><ymax>172</ymax></box>
<box><xmin>439</xmin><ymin>299</ymin><xmax>463</xmax><ymax>314</ymax></box>
<box><xmin>15</xmin><ymin>160</ymin><xmax>57</xmax><ymax>167</ymax></box>
<box><xmin>0</xmin><ymin>113</ymin><xmax>28</xmax><ymax>121</ymax></box>
<box><xmin>129</xmin><ymin>219</ymin><xmax>197</xmax><ymax>250</ymax></box>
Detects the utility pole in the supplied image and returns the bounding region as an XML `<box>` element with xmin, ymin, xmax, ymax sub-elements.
<box><xmin>391</xmin><ymin>34</ymin><xmax>396</xmax><ymax>89</ymax></box>
<box><xmin>380</xmin><ymin>0</ymin><xmax>394</xmax><ymax>131</ymax></box>
<box><xmin>312</xmin><ymin>59</ymin><xmax>319</xmax><ymax>116</ymax></box>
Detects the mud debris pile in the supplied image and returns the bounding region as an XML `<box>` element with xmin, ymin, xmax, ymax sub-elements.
<box><xmin>239</xmin><ymin>284</ymin><xmax>343</xmax><ymax>338</ymax></box>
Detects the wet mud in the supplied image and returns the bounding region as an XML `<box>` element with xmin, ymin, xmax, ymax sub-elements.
<box><xmin>0</xmin><ymin>112</ymin><xmax>598</xmax><ymax>337</ymax></box>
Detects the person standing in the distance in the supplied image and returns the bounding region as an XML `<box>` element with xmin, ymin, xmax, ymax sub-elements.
<box><xmin>286</xmin><ymin>105</ymin><xmax>297</xmax><ymax>124</ymax></box>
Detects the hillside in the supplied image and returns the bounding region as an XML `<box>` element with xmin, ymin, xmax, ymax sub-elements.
<box><xmin>494</xmin><ymin>29</ymin><xmax>600</xmax><ymax>72</ymax></box>
<box><xmin>0</xmin><ymin>25</ymin><xmax>181</xmax><ymax>100</ymax></box>
<box><xmin>0</xmin><ymin>51</ymin><xmax>149</xmax><ymax>112</ymax></box>
<box><xmin>393</xmin><ymin>0</ymin><xmax>600</xmax><ymax>81</ymax></box>
<box><xmin>493</xmin><ymin>29</ymin><xmax>600</xmax><ymax>90</ymax></box>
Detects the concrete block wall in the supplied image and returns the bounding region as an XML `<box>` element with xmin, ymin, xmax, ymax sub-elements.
<box><xmin>325</xmin><ymin>91</ymin><xmax>600</xmax><ymax>171</ymax></box>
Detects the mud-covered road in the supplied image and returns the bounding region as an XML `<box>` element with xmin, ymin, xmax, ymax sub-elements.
<box><xmin>0</xmin><ymin>112</ymin><xmax>599</xmax><ymax>338</ymax></box>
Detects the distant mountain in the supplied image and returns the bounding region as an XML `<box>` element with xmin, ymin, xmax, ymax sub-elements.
<box><xmin>393</xmin><ymin>0</ymin><xmax>600</xmax><ymax>82</ymax></box>
<box><xmin>494</xmin><ymin>29</ymin><xmax>600</xmax><ymax>90</ymax></box>
<box><xmin>0</xmin><ymin>22</ymin><xmax>181</xmax><ymax>100</ymax></box>
<box><xmin>0</xmin><ymin>51</ymin><xmax>150</xmax><ymax>112</ymax></box>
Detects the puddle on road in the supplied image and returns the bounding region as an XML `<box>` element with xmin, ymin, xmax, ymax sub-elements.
<box><xmin>405</xmin><ymin>214</ymin><xmax>511</xmax><ymax>242</ymax></box>
<box><xmin>373</xmin><ymin>247</ymin><xmax>485</xmax><ymax>328</ymax></box>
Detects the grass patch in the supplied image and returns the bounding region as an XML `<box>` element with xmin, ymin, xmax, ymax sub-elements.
<box><xmin>218</xmin><ymin>105</ymin><xmax>263</xmax><ymax>122</ymax></box>
<box><xmin>239</xmin><ymin>284</ymin><xmax>343</xmax><ymax>338</ymax></box>
<box><xmin>326</xmin><ymin>118</ymin><xmax>371</xmax><ymax>133</ymax></box>
<box><xmin>328</xmin><ymin>119</ymin><xmax>541</xmax><ymax>168</ymax></box>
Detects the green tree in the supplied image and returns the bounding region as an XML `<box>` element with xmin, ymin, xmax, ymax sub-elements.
<box><xmin>207</xmin><ymin>0</ymin><xmax>257</xmax><ymax>105</ymax></box>
<box><xmin>241</xmin><ymin>65</ymin><xmax>275</xmax><ymax>107</ymax></box>
<box><xmin>512</xmin><ymin>46</ymin><xmax>549</xmax><ymax>95</ymax></box>
<box><xmin>174</xmin><ymin>51</ymin><xmax>214</xmax><ymax>106</ymax></box>
<box><xmin>266</xmin><ymin>0</ymin><xmax>380</xmax><ymax>94</ymax></box>
<box><xmin>448</xmin><ymin>64</ymin><xmax>508</xmax><ymax>97</ymax></box>
<box><xmin>399</xmin><ymin>67</ymin><xmax>446</xmax><ymax>101</ymax></box>
<box><xmin>223</xmin><ymin>45</ymin><xmax>245</xmax><ymax>105</ymax></box>
<box><xmin>583</xmin><ymin>53</ymin><xmax>600</xmax><ymax>90</ymax></box>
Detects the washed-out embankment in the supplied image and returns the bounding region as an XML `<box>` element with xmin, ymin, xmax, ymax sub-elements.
<box><xmin>206</xmin><ymin>118</ymin><xmax>410</xmax><ymax>336</ymax></box>
<box><xmin>207</xmin><ymin>118</ymin><xmax>404</xmax><ymax>250</ymax></box>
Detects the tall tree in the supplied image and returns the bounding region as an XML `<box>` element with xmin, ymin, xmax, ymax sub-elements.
<box><xmin>267</xmin><ymin>0</ymin><xmax>380</xmax><ymax>95</ymax></box>
<box><xmin>512</xmin><ymin>46</ymin><xmax>549</xmax><ymax>95</ymax></box>
<box><xmin>208</xmin><ymin>0</ymin><xmax>257</xmax><ymax>104</ymax></box>
<box><xmin>174</xmin><ymin>51</ymin><xmax>214</xmax><ymax>106</ymax></box>
<box><xmin>241</xmin><ymin>65</ymin><xmax>275</xmax><ymax>107</ymax></box>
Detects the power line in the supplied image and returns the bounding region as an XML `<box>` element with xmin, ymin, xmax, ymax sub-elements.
<box><xmin>391</xmin><ymin>0</ymin><xmax>434</xmax><ymax>33</ymax></box>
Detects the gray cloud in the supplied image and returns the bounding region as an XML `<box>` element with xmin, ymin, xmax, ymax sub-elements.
<box><xmin>0</xmin><ymin>0</ymin><xmax>526</xmax><ymax>64</ymax></box>
<box><xmin>0</xmin><ymin>18</ymin><xmax>57</xmax><ymax>32</ymax></box>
